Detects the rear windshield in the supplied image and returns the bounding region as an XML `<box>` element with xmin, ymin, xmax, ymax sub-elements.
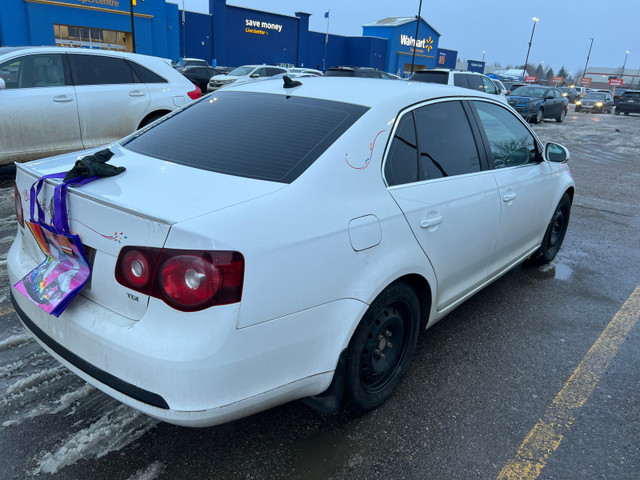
<box><xmin>324</xmin><ymin>69</ymin><xmax>355</xmax><ymax>77</ymax></box>
<box><xmin>409</xmin><ymin>71</ymin><xmax>448</xmax><ymax>84</ymax></box>
<box><xmin>123</xmin><ymin>91</ymin><xmax>369</xmax><ymax>183</ymax></box>
<box><xmin>621</xmin><ymin>91</ymin><xmax>640</xmax><ymax>99</ymax></box>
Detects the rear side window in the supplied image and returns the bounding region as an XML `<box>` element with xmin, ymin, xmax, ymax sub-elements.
<box><xmin>411</xmin><ymin>71</ymin><xmax>449</xmax><ymax>84</ymax></box>
<box><xmin>70</xmin><ymin>54</ymin><xmax>134</xmax><ymax>85</ymax></box>
<box><xmin>466</xmin><ymin>75</ymin><xmax>484</xmax><ymax>92</ymax></box>
<box><xmin>128</xmin><ymin>61</ymin><xmax>167</xmax><ymax>84</ymax></box>
<box><xmin>123</xmin><ymin>91</ymin><xmax>369</xmax><ymax>183</ymax></box>
<box><xmin>385</xmin><ymin>113</ymin><xmax>418</xmax><ymax>186</ymax></box>
<box><xmin>453</xmin><ymin>74</ymin><xmax>468</xmax><ymax>88</ymax></box>
<box><xmin>414</xmin><ymin>101</ymin><xmax>481</xmax><ymax>180</ymax></box>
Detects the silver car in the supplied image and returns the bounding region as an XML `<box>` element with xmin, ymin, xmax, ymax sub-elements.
<box><xmin>207</xmin><ymin>65</ymin><xmax>288</xmax><ymax>92</ymax></box>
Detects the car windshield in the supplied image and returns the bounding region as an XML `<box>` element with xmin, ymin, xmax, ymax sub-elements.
<box><xmin>559</xmin><ymin>88</ymin><xmax>571</xmax><ymax>92</ymax></box>
<box><xmin>123</xmin><ymin>91</ymin><xmax>369</xmax><ymax>183</ymax></box>
<box><xmin>228</xmin><ymin>66</ymin><xmax>255</xmax><ymax>76</ymax></box>
<box><xmin>324</xmin><ymin>70</ymin><xmax>354</xmax><ymax>77</ymax></box>
<box><xmin>510</xmin><ymin>86</ymin><xmax>547</xmax><ymax>98</ymax></box>
<box><xmin>583</xmin><ymin>93</ymin><xmax>606</xmax><ymax>100</ymax></box>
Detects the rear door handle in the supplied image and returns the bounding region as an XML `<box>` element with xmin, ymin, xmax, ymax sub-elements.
<box><xmin>420</xmin><ymin>215</ymin><xmax>443</xmax><ymax>228</ymax></box>
<box><xmin>129</xmin><ymin>90</ymin><xmax>146</xmax><ymax>97</ymax></box>
<box><xmin>53</xmin><ymin>95</ymin><xmax>73</xmax><ymax>103</ymax></box>
<box><xmin>503</xmin><ymin>192</ymin><xmax>517</xmax><ymax>202</ymax></box>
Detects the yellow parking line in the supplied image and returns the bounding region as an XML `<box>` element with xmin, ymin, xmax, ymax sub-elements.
<box><xmin>0</xmin><ymin>305</ymin><xmax>15</xmax><ymax>317</ymax></box>
<box><xmin>497</xmin><ymin>285</ymin><xmax>640</xmax><ymax>480</ymax></box>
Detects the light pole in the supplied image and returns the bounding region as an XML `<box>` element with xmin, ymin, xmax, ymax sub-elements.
<box><xmin>409</xmin><ymin>0</ymin><xmax>424</xmax><ymax>75</ymax></box>
<box><xmin>129</xmin><ymin>0</ymin><xmax>136</xmax><ymax>53</ymax></box>
<box><xmin>621</xmin><ymin>50</ymin><xmax>630</xmax><ymax>86</ymax></box>
<box><xmin>482</xmin><ymin>50</ymin><xmax>485</xmax><ymax>62</ymax></box>
<box><xmin>522</xmin><ymin>17</ymin><xmax>539</xmax><ymax>78</ymax></box>
<box><xmin>581</xmin><ymin>37</ymin><xmax>594</xmax><ymax>86</ymax></box>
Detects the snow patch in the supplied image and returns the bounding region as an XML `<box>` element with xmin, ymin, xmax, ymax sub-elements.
<box><xmin>5</xmin><ymin>365</ymin><xmax>66</xmax><ymax>396</ymax></box>
<box><xmin>31</xmin><ymin>404</ymin><xmax>158</xmax><ymax>475</ymax></box>
<box><xmin>126</xmin><ymin>461</ymin><xmax>167</xmax><ymax>480</ymax></box>
<box><xmin>0</xmin><ymin>332</ymin><xmax>34</xmax><ymax>351</ymax></box>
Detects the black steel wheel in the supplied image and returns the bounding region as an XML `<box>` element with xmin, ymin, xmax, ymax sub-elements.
<box><xmin>528</xmin><ymin>193</ymin><xmax>571</xmax><ymax>266</ymax></box>
<box><xmin>345</xmin><ymin>281</ymin><xmax>420</xmax><ymax>413</ymax></box>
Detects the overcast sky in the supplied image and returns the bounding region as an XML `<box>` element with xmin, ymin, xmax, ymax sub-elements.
<box><xmin>175</xmin><ymin>0</ymin><xmax>638</xmax><ymax>75</ymax></box>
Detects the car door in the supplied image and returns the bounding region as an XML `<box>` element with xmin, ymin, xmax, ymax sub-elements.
<box><xmin>68</xmin><ymin>53</ymin><xmax>151</xmax><ymax>149</ymax></box>
<box><xmin>469</xmin><ymin>100</ymin><xmax>555</xmax><ymax>276</ymax></box>
<box><xmin>385</xmin><ymin>100</ymin><xmax>501</xmax><ymax>311</ymax></box>
<box><xmin>0</xmin><ymin>53</ymin><xmax>82</xmax><ymax>164</ymax></box>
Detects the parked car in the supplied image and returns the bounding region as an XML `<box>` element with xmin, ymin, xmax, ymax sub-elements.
<box><xmin>612</xmin><ymin>88</ymin><xmax>629</xmax><ymax>103</ymax></box>
<box><xmin>207</xmin><ymin>64</ymin><xmax>288</xmax><ymax>92</ymax></box>
<box><xmin>324</xmin><ymin>66</ymin><xmax>397</xmax><ymax>79</ymax></box>
<box><xmin>9</xmin><ymin>78</ymin><xmax>574</xmax><ymax>428</ymax></box>
<box><xmin>575</xmin><ymin>92</ymin><xmax>614</xmax><ymax>113</ymax></box>
<box><xmin>574</xmin><ymin>86</ymin><xmax>585</xmax><ymax>99</ymax></box>
<box><xmin>409</xmin><ymin>69</ymin><xmax>507</xmax><ymax>102</ymax></box>
<box><xmin>0</xmin><ymin>46</ymin><xmax>201</xmax><ymax>165</ymax></box>
<box><xmin>614</xmin><ymin>89</ymin><xmax>640</xmax><ymax>115</ymax></box>
<box><xmin>173</xmin><ymin>57</ymin><xmax>209</xmax><ymax>68</ymax></box>
<box><xmin>177</xmin><ymin>65</ymin><xmax>226</xmax><ymax>92</ymax></box>
<box><xmin>507</xmin><ymin>85</ymin><xmax>569</xmax><ymax>123</ymax></box>
<box><xmin>558</xmin><ymin>86</ymin><xmax>579</xmax><ymax>103</ymax></box>
<box><xmin>288</xmin><ymin>67</ymin><xmax>323</xmax><ymax>76</ymax></box>
<box><xmin>491</xmin><ymin>78</ymin><xmax>509</xmax><ymax>96</ymax></box>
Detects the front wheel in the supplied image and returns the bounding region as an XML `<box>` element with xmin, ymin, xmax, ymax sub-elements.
<box><xmin>345</xmin><ymin>281</ymin><xmax>420</xmax><ymax>413</ymax></box>
<box><xmin>528</xmin><ymin>193</ymin><xmax>571</xmax><ymax>266</ymax></box>
<box><xmin>533</xmin><ymin>108</ymin><xmax>543</xmax><ymax>124</ymax></box>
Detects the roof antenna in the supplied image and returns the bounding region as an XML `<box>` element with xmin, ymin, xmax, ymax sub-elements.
<box><xmin>283</xmin><ymin>75</ymin><xmax>302</xmax><ymax>89</ymax></box>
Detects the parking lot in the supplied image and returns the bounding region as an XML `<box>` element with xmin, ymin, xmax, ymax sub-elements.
<box><xmin>0</xmin><ymin>105</ymin><xmax>638</xmax><ymax>480</ymax></box>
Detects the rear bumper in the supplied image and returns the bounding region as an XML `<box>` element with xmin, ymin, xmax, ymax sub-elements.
<box><xmin>8</xmin><ymin>235</ymin><xmax>367</xmax><ymax>427</ymax></box>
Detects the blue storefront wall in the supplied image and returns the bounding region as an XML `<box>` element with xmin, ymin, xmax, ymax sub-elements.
<box><xmin>0</xmin><ymin>0</ymin><xmax>178</xmax><ymax>59</ymax></box>
<box><xmin>179</xmin><ymin>11</ymin><xmax>213</xmax><ymax>63</ymax></box>
<box><xmin>363</xmin><ymin>19</ymin><xmax>440</xmax><ymax>75</ymax></box>
<box><xmin>224</xmin><ymin>6</ymin><xmax>299</xmax><ymax>66</ymax></box>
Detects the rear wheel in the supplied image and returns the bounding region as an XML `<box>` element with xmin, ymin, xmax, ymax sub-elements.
<box><xmin>345</xmin><ymin>281</ymin><xmax>420</xmax><ymax>413</ymax></box>
<box><xmin>139</xmin><ymin>113</ymin><xmax>165</xmax><ymax>129</ymax></box>
<box><xmin>556</xmin><ymin>108</ymin><xmax>566</xmax><ymax>122</ymax></box>
<box><xmin>528</xmin><ymin>193</ymin><xmax>571</xmax><ymax>266</ymax></box>
<box><xmin>615</xmin><ymin>109</ymin><xmax>620</xmax><ymax>115</ymax></box>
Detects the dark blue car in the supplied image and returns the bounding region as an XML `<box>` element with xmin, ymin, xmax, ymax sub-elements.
<box><xmin>507</xmin><ymin>85</ymin><xmax>569</xmax><ymax>123</ymax></box>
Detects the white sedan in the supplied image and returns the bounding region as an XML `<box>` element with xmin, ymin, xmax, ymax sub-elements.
<box><xmin>9</xmin><ymin>78</ymin><xmax>574</xmax><ymax>427</ymax></box>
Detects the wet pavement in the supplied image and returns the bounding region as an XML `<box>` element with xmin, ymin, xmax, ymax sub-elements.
<box><xmin>0</xmin><ymin>105</ymin><xmax>638</xmax><ymax>479</ymax></box>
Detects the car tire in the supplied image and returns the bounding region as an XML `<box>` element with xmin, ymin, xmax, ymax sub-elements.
<box><xmin>575</xmin><ymin>106</ymin><xmax>581</xmax><ymax>113</ymax></box>
<box><xmin>615</xmin><ymin>109</ymin><xmax>620</xmax><ymax>115</ymax></box>
<box><xmin>527</xmin><ymin>193</ymin><xmax>571</xmax><ymax>266</ymax></box>
<box><xmin>345</xmin><ymin>281</ymin><xmax>420</xmax><ymax>413</ymax></box>
<box><xmin>533</xmin><ymin>108</ymin><xmax>543</xmax><ymax>124</ymax></box>
<box><xmin>624</xmin><ymin>112</ymin><xmax>629</xmax><ymax>116</ymax></box>
<box><xmin>556</xmin><ymin>109</ymin><xmax>566</xmax><ymax>123</ymax></box>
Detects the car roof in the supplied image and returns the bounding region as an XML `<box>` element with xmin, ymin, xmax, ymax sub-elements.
<box><xmin>221</xmin><ymin>76</ymin><xmax>500</xmax><ymax>109</ymax></box>
<box><xmin>0</xmin><ymin>45</ymin><xmax>171</xmax><ymax>64</ymax></box>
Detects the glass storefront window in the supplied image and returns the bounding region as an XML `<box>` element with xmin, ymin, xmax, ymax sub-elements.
<box><xmin>54</xmin><ymin>24</ymin><xmax>128</xmax><ymax>51</ymax></box>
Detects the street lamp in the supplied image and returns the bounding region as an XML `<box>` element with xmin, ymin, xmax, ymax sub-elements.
<box><xmin>621</xmin><ymin>50</ymin><xmax>630</xmax><ymax>86</ymax></box>
<box><xmin>581</xmin><ymin>37</ymin><xmax>594</xmax><ymax>86</ymax></box>
<box><xmin>522</xmin><ymin>17</ymin><xmax>539</xmax><ymax>77</ymax></box>
<box><xmin>482</xmin><ymin>50</ymin><xmax>485</xmax><ymax>62</ymax></box>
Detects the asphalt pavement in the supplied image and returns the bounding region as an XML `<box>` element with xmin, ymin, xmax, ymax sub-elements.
<box><xmin>0</xmin><ymin>105</ymin><xmax>638</xmax><ymax>480</ymax></box>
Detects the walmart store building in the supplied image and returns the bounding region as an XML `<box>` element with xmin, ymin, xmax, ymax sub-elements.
<box><xmin>0</xmin><ymin>0</ymin><xmax>457</xmax><ymax>74</ymax></box>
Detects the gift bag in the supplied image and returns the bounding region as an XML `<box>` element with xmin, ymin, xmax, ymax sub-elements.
<box><xmin>14</xmin><ymin>173</ymin><xmax>99</xmax><ymax>317</ymax></box>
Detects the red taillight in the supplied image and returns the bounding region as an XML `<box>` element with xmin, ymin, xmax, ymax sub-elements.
<box><xmin>188</xmin><ymin>85</ymin><xmax>202</xmax><ymax>100</ymax></box>
<box><xmin>14</xmin><ymin>184</ymin><xmax>24</xmax><ymax>228</ymax></box>
<box><xmin>115</xmin><ymin>247</ymin><xmax>243</xmax><ymax>311</ymax></box>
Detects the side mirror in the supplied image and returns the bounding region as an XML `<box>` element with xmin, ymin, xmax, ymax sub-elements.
<box><xmin>250</xmin><ymin>73</ymin><xmax>259</xmax><ymax>78</ymax></box>
<box><xmin>546</xmin><ymin>94</ymin><xmax>554</xmax><ymax>100</ymax></box>
<box><xmin>544</xmin><ymin>142</ymin><xmax>570</xmax><ymax>163</ymax></box>
<box><xmin>0</xmin><ymin>78</ymin><xmax>5</xmax><ymax>90</ymax></box>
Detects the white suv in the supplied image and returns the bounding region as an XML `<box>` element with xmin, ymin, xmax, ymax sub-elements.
<box><xmin>409</xmin><ymin>69</ymin><xmax>507</xmax><ymax>103</ymax></box>
<box><xmin>207</xmin><ymin>64</ymin><xmax>289</xmax><ymax>92</ymax></box>
<box><xmin>0</xmin><ymin>46</ymin><xmax>201</xmax><ymax>165</ymax></box>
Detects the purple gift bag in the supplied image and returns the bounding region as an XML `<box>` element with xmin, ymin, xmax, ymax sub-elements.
<box><xmin>14</xmin><ymin>173</ymin><xmax>100</xmax><ymax>317</ymax></box>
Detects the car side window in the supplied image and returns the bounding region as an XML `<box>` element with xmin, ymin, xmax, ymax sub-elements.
<box><xmin>453</xmin><ymin>73</ymin><xmax>468</xmax><ymax>88</ymax></box>
<box><xmin>266</xmin><ymin>67</ymin><xmax>284</xmax><ymax>76</ymax></box>
<box><xmin>466</xmin><ymin>75</ymin><xmax>484</xmax><ymax>92</ymax></box>
<box><xmin>384</xmin><ymin>113</ymin><xmax>419</xmax><ymax>186</ymax></box>
<box><xmin>472</xmin><ymin>101</ymin><xmax>538</xmax><ymax>169</ymax></box>
<box><xmin>253</xmin><ymin>68</ymin><xmax>268</xmax><ymax>77</ymax></box>
<box><xmin>482</xmin><ymin>76</ymin><xmax>497</xmax><ymax>94</ymax></box>
<box><xmin>127</xmin><ymin>60</ymin><xmax>167</xmax><ymax>84</ymax></box>
<box><xmin>69</xmin><ymin>55</ymin><xmax>134</xmax><ymax>85</ymax></box>
<box><xmin>414</xmin><ymin>101</ymin><xmax>481</xmax><ymax>180</ymax></box>
<box><xmin>0</xmin><ymin>54</ymin><xmax>66</xmax><ymax>89</ymax></box>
